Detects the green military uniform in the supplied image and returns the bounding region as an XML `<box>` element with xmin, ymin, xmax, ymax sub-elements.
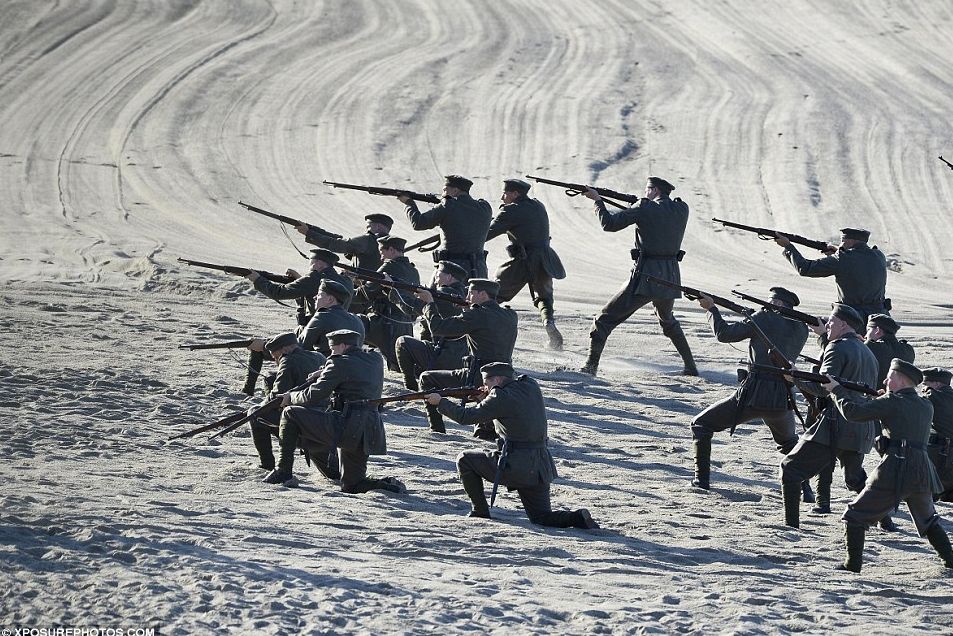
<box><xmin>584</xmin><ymin>184</ymin><xmax>696</xmax><ymax>376</ymax></box>
<box><xmin>865</xmin><ymin>314</ymin><xmax>915</xmax><ymax>387</ymax></box>
<box><xmin>305</xmin><ymin>229</ymin><xmax>382</xmax><ymax>313</ymax></box>
<box><xmin>359</xmin><ymin>252</ymin><xmax>419</xmax><ymax>371</ymax></box>
<box><xmin>405</xmin><ymin>192</ymin><xmax>492</xmax><ymax>278</ymax></box>
<box><xmin>924</xmin><ymin>370</ymin><xmax>953</xmax><ymax>501</ymax></box>
<box><xmin>253</xmin><ymin>265</ymin><xmax>355</xmax><ymax>313</ymax></box>
<box><xmin>438</xmin><ymin>368</ymin><xmax>596</xmax><ymax>528</ymax></box>
<box><xmin>299</xmin><ymin>304</ymin><xmax>366</xmax><ymax>355</ymax></box>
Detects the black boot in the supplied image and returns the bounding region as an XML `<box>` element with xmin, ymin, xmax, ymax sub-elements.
<box><xmin>836</xmin><ymin>524</ymin><xmax>865</xmax><ymax>572</ymax></box>
<box><xmin>801</xmin><ymin>481</ymin><xmax>815</xmax><ymax>503</ymax></box>
<box><xmin>581</xmin><ymin>337</ymin><xmax>605</xmax><ymax>376</ymax></box>
<box><xmin>460</xmin><ymin>470</ymin><xmax>490</xmax><ymax>518</ymax></box>
<box><xmin>536</xmin><ymin>298</ymin><xmax>563</xmax><ymax>351</ymax></box>
<box><xmin>395</xmin><ymin>339</ymin><xmax>419</xmax><ymax>391</ymax></box>
<box><xmin>242</xmin><ymin>349</ymin><xmax>265</xmax><ymax>396</ymax></box>
<box><xmin>662</xmin><ymin>321</ymin><xmax>698</xmax><ymax>376</ymax></box>
<box><xmin>692</xmin><ymin>438</ymin><xmax>711</xmax><ymax>490</ymax></box>
<box><xmin>426</xmin><ymin>404</ymin><xmax>446</xmax><ymax>434</ymax></box>
<box><xmin>812</xmin><ymin>471</ymin><xmax>832</xmax><ymax>514</ymax></box>
<box><xmin>926</xmin><ymin>523</ymin><xmax>953</xmax><ymax>568</ymax></box>
<box><xmin>572</xmin><ymin>509</ymin><xmax>600</xmax><ymax>529</ymax></box>
<box><xmin>250</xmin><ymin>419</ymin><xmax>276</xmax><ymax>470</ymax></box>
<box><xmin>782</xmin><ymin>479</ymin><xmax>801</xmax><ymax>528</ymax></box>
<box><xmin>878</xmin><ymin>515</ymin><xmax>901</xmax><ymax>532</ymax></box>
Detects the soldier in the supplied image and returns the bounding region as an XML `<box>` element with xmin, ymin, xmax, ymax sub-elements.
<box><xmin>245</xmin><ymin>248</ymin><xmax>354</xmax><ymax>319</ymax></box>
<box><xmin>823</xmin><ymin>359</ymin><xmax>953</xmax><ymax>572</ymax></box>
<box><xmin>690</xmin><ymin>287</ymin><xmax>810</xmax><ymax>494</ymax></box>
<box><xmin>775</xmin><ymin>228</ymin><xmax>889</xmax><ymax>323</ymax></box>
<box><xmin>248</xmin><ymin>333</ymin><xmax>326</xmax><ymax>471</ymax></box>
<box><xmin>865</xmin><ymin>314</ymin><xmax>915</xmax><ymax>386</ymax></box>
<box><xmin>581</xmin><ymin>176</ymin><xmax>697</xmax><ymax>376</ymax></box>
<box><xmin>299</xmin><ymin>279</ymin><xmax>366</xmax><ymax>355</ymax></box>
<box><xmin>414</xmin><ymin>278</ymin><xmax>518</xmax><ymax>434</ymax></box>
<box><xmin>264</xmin><ymin>329</ymin><xmax>405</xmax><ymax>494</ymax></box>
<box><xmin>779</xmin><ymin>303</ymin><xmax>879</xmax><ymax>529</ymax></box>
<box><xmin>400</xmin><ymin>174</ymin><xmax>492</xmax><ymax>278</ymax></box>
<box><xmin>358</xmin><ymin>235</ymin><xmax>420</xmax><ymax>371</ymax></box>
<box><xmin>923</xmin><ymin>367</ymin><xmax>953</xmax><ymax>501</ymax></box>
<box><xmin>425</xmin><ymin>362</ymin><xmax>599</xmax><ymax>529</ymax></box>
<box><xmin>393</xmin><ymin>260</ymin><xmax>470</xmax><ymax>390</ymax></box>
<box><xmin>295</xmin><ymin>213</ymin><xmax>394</xmax><ymax>313</ymax></box>
<box><xmin>486</xmin><ymin>178</ymin><xmax>567</xmax><ymax>350</ymax></box>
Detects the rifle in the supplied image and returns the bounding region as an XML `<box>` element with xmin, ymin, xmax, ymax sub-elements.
<box><xmin>237</xmin><ymin>201</ymin><xmax>305</xmax><ymax>227</ymax></box>
<box><xmin>747</xmin><ymin>363</ymin><xmax>879</xmax><ymax>397</ymax></box>
<box><xmin>644</xmin><ymin>275</ymin><xmax>750</xmax><ymax>314</ymax></box>
<box><xmin>940</xmin><ymin>156</ymin><xmax>953</xmax><ymax>171</ymax></box>
<box><xmin>177</xmin><ymin>258</ymin><xmax>295</xmax><ymax>284</ymax></box>
<box><xmin>404</xmin><ymin>234</ymin><xmax>441</xmax><ymax>252</ymax></box>
<box><xmin>168</xmin><ymin>410</ymin><xmax>252</xmax><ymax>441</ymax></box>
<box><xmin>711</xmin><ymin>218</ymin><xmax>833</xmax><ymax>253</ymax></box>
<box><xmin>322</xmin><ymin>180</ymin><xmax>441</xmax><ymax>205</ymax></box>
<box><xmin>799</xmin><ymin>353</ymin><xmax>821</xmax><ymax>366</ymax></box>
<box><xmin>353</xmin><ymin>386</ymin><xmax>483</xmax><ymax>407</ymax></box>
<box><xmin>178</xmin><ymin>339</ymin><xmax>254</xmax><ymax>351</ymax></box>
<box><xmin>337</xmin><ymin>263</ymin><xmax>469</xmax><ymax>307</ymax></box>
<box><xmin>208</xmin><ymin>376</ymin><xmax>320</xmax><ymax>440</ymax></box>
<box><xmin>526</xmin><ymin>175</ymin><xmax>636</xmax><ymax>209</ymax></box>
<box><xmin>730</xmin><ymin>291</ymin><xmax>823</xmax><ymax>327</ymax></box>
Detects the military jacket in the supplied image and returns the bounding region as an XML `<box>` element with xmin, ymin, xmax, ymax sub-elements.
<box><xmin>438</xmin><ymin>374</ymin><xmax>558</xmax><ymax>488</ymax></box>
<box><xmin>866</xmin><ymin>335</ymin><xmax>915</xmax><ymax>387</ymax></box>
<box><xmin>832</xmin><ymin>386</ymin><xmax>942</xmax><ymax>493</ymax></box>
<box><xmin>299</xmin><ymin>304</ymin><xmax>366</xmax><ymax>355</ymax></box>
<box><xmin>783</xmin><ymin>243</ymin><xmax>888</xmax><ymax>317</ymax></box>
<box><xmin>708</xmin><ymin>307</ymin><xmax>808</xmax><ymax>410</ymax></box>
<box><xmin>926</xmin><ymin>385</ymin><xmax>953</xmax><ymax>438</ymax></box>
<box><xmin>487</xmin><ymin>195</ymin><xmax>565</xmax><ymax>279</ymax></box>
<box><xmin>305</xmin><ymin>228</ymin><xmax>383</xmax><ymax>271</ymax></box>
<box><xmin>361</xmin><ymin>256</ymin><xmax>419</xmax><ymax>317</ymax></box>
<box><xmin>405</xmin><ymin>194</ymin><xmax>492</xmax><ymax>255</ymax></box>
<box><xmin>253</xmin><ymin>267</ymin><xmax>355</xmax><ymax>310</ymax></box>
<box><xmin>273</xmin><ymin>347</ymin><xmax>326</xmax><ymax>396</ymax></box>
<box><xmin>796</xmin><ymin>334</ymin><xmax>879</xmax><ymax>452</ymax></box>
<box><xmin>424</xmin><ymin>299</ymin><xmax>518</xmax><ymax>364</ymax></box>
<box><xmin>594</xmin><ymin>196</ymin><xmax>689</xmax><ymax>299</ymax></box>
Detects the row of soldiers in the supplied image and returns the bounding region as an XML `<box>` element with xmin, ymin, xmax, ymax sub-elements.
<box><xmin>186</xmin><ymin>172</ymin><xmax>951</xmax><ymax>570</ymax></box>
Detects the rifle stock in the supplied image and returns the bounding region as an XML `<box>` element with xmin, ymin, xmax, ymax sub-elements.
<box><xmin>177</xmin><ymin>258</ymin><xmax>295</xmax><ymax>284</ymax></box>
<box><xmin>526</xmin><ymin>175</ymin><xmax>634</xmax><ymax>209</ymax></box>
<box><xmin>178</xmin><ymin>339</ymin><xmax>255</xmax><ymax>351</ymax></box>
<box><xmin>322</xmin><ymin>180</ymin><xmax>441</xmax><ymax>204</ymax></box>
<box><xmin>712</xmin><ymin>217</ymin><xmax>832</xmax><ymax>253</ymax></box>
<box><xmin>337</xmin><ymin>263</ymin><xmax>469</xmax><ymax>306</ymax></box>
<box><xmin>747</xmin><ymin>363</ymin><xmax>879</xmax><ymax>396</ymax></box>
<box><xmin>731</xmin><ymin>291</ymin><xmax>822</xmax><ymax>327</ymax></box>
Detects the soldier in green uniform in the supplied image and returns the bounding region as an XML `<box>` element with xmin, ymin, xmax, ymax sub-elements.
<box><xmin>264</xmin><ymin>329</ymin><xmax>405</xmax><ymax>494</ymax></box>
<box><xmin>775</xmin><ymin>228</ymin><xmax>889</xmax><ymax>323</ymax></box>
<box><xmin>690</xmin><ymin>287</ymin><xmax>809</xmax><ymax>493</ymax></box>
<box><xmin>486</xmin><ymin>178</ymin><xmax>567</xmax><ymax>350</ymax></box>
<box><xmin>923</xmin><ymin>367</ymin><xmax>953</xmax><ymax>501</ymax></box>
<box><xmin>249</xmin><ymin>332</ymin><xmax>327</xmax><ymax>470</ymax></box>
<box><xmin>400</xmin><ymin>175</ymin><xmax>492</xmax><ymax>278</ymax></box>
<box><xmin>414</xmin><ymin>279</ymin><xmax>518</xmax><ymax>434</ymax></box>
<box><xmin>425</xmin><ymin>362</ymin><xmax>599</xmax><ymax>529</ymax></box>
<box><xmin>779</xmin><ymin>303</ymin><xmax>879</xmax><ymax>528</ymax></box>
<box><xmin>823</xmin><ymin>359</ymin><xmax>953</xmax><ymax>572</ymax></box>
<box><xmin>393</xmin><ymin>260</ymin><xmax>470</xmax><ymax>390</ymax></box>
<box><xmin>581</xmin><ymin>176</ymin><xmax>697</xmax><ymax>376</ymax></box>
<box><xmin>358</xmin><ymin>235</ymin><xmax>420</xmax><ymax>371</ymax></box>
<box><xmin>245</xmin><ymin>248</ymin><xmax>354</xmax><ymax>318</ymax></box>
<box><xmin>295</xmin><ymin>213</ymin><xmax>394</xmax><ymax>313</ymax></box>
<box><xmin>300</xmin><ymin>279</ymin><xmax>366</xmax><ymax>355</ymax></box>
<box><xmin>865</xmin><ymin>314</ymin><xmax>915</xmax><ymax>386</ymax></box>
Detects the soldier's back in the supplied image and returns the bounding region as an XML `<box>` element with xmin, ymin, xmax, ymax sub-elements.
<box><xmin>928</xmin><ymin>386</ymin><xmax>953</xmax><ymax>438</ymax></box>
<box><xmin>442</xmin><ymin>195</ymin><xmax>492</xmax><ymax>253</ymax></box>
<box><xmin>467</xmin><ymin>301</ymin><xmax>519</xmax><ymax>362</ymax></box>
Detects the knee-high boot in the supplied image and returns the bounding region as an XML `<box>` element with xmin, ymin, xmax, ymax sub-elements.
<box><xmin>836</xmin><ymin>524</ymin><xmax>865</xmax><ymax>572</ymax></box>
<box><xmin>662</xmin><ymin>321</ymin><xmax>698</xmax><ymax>376</ymax></box>
<box><xmin>426</xmin><ymin>404</ymin><xmax>446</xmax><ymax>434</ymax></box>
<box><xmin>782</xmin><ymin>479</ymin><xmax>802</xmax><ymax>528</ymax></box>
<box><xmin>926</xmin><ymin>523</ymin><xmax>953</xmax><ymax>568</ymax></box>
<box><xmin>536</xmin><ymin>297</ymin><xmax>563</xmax><ymax>351</ymax></box>
<box><xmin>692</xmin><ymin>438</ymin><xmax>711</xmax><ymax>489</ymax></box>
<box><xmin>582</xmin><ymin>337</ymin><xmax>605</xmax><ymax>376</ymax></box>
<box><xmin>460</xmin><ymin>470</ymin><xmax>490</xmax><ymax>518</ymax></box>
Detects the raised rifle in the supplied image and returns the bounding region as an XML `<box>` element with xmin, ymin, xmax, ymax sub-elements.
<box><xmin>352</xmin><ymin>386</ymin><xmax>483</xmax><ymax>407</ymax></box>
<box><xmin>525</xmin><ymin>175</ymin><xmax>636</xmax><ymax>209</ymax></box>
<box><xmin>337</xmin><ymin>263</ymin><xmax>469</xmax><ymax>307</ymax></box>
<box><xmin>940</xmin><ymin>156</ymin><xmax>953</xmax><ymax>171</ymax></box>
<box><xmin>178</xmin><ymin>339</ymin><xmax>254</xmax><ymax>351</ymax></box>
<box><xmin>177</xmin><ymin>258</ymin><xmax>295</xmax><ymax>284</ymax></box>
<box><xmin>322</xmin><ymin>180</ymin><xmax>441</xmax><ymax>205</ymax></box>
<box><xmin>711</xmin><ymin>218</ymin><xmax>833</xmax><ymax>253</ymax></box>
<box><xmin>747</xmin><ymin>363</ymin><xmax>879</xmax><ymax>397</ymax></box>
<box><xmin>237</xmin><ymin>201</ymin><xmax>306</xmax><ymax>226</ymax></box>
<box><xmin>731</xmin><ymin>291</ymin><xmax>823</xmax><ymax>327</ymax></box>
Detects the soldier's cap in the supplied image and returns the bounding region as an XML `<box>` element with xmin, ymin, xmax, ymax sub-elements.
<box><xmin>890</xmin><ymin>358</ymin><xmax>923</xmax><ymax>385</ymax></box>
<box><xmin>376</xmin><ymin>235</ymin><xmax>407</xmax><ymax>251</ymax></box>
<box><xmin>468</xmin><ymin>278</ymin><xmax>500</xmax><ymax>297</ymax></box>
<box><xmin>265</xmin><ymin>332</ymin><xmax>298</xmax><ymax>353</ymax></box>
<box><xmin>769</xmin><ymin>286</ymin><xmax>800</xmax><ymax>307</ymax></box>
<box><xmin>840</xmin><ymin>227</ymin><xmax>870</xmax><ymax>242</ymax></box>
<box><xmin>922</xmin><ymin>367</ymin><xmax>953</xmax><ymax>385</ymax></box>
<box><xmin>480</xmin><ymin>362</ymin><xmax>514</xmax><ymax>378</ymax></box>
<box><xmin>503</xmin><ymin>178</ymin><xmax>531</xmax><ymax>194</ymax></box>
<box><xmin>310</xmin><ymin>248</ymin><xmax>339</xmax><ymax>266</ymax></box>
<box><xmin>326</xmin><ymin>329</ymin><xmax>363</xmax><ymax>347</ymax></box>
<box><xmin>867</xmin><ymin>313</ymin><xmax>900</xmax><ymax>335</ymax></box>
<box><xmin>648</xmin><ymin>176</ymin><xmax>675</xmax><ymax>195</ymax></box>
<box><xmin>444</xmin><ymin>174</ymin><xmax>473</xmax><ymax>191</ymax></box>
<box><xmin>364</xmin><ymin>213</ymin><xmax>394</xmax><ymax>228</ymax></box>
<box><xmin>830</xmin><ymin>302</ymin><xmax>865</xmax><ymax>333</ymax></box>
<box><xmin>318</xmin><ymin>279</ymin><xmax>350</xmax><ymax>304</ymax></box>
<box><xmin>437</xmin><ymin>260</ymin><xmax>468</xmax><ymax>282</ymax></box>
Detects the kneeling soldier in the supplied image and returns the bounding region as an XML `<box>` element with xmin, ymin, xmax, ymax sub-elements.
<box><xmin>923</xmin><ymin>367</ymin><xmax>953</xmax><ymax>502</ymax></box>
<box><xmin>264</xmin><ymin>329</ymin><xmax>405</xmax><ymax>494</ymax></box>
<box><xmin>824</xmin><ymin>359</ymin><xmax>953</xmax><ymax>572</ymax></box>
<box><xmin>426</xmin><ymin>362</ymin><xmax>599</xmax><ymax>529</ymax></box>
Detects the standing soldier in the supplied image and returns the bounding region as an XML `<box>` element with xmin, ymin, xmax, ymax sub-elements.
<box><xmin>264</xmin><ymin>329</ymin><xmax>405</xmax><ymax>494</ymax></box>
<box><xmin>299</xmin><ymin>279</ymin><xmax>366</xmax><ymax>355</ymax></box>
<box><xmin>923</xmin><ymin>367</ymin><xmax>953</xmax><ymax>501</ymax></box>
<box><xmin>865</xmin><ymin>314</ymin><xmax>915</xmax><ymax>386</ymax></box>
<box><xmin>425</xmin><ymin>362</ymin><xmax>599</xmax><ymax>529</ymax></box>
<box><xmin>823</xmin><ymin>360</ymin><xmax>953</xmax><ymax>572</ymax></box>
<box><xmin>690</xmin><ymin>287</ymin><xmax>809</xmax><ymax>493</ymax></box>
<box><xmin>400</xmin><ymin>175</ymin><xmax>492</xmax><ymax>278</ymax></box>
<box><xmin>581</xmin><ymin>176</ymin><xmax>697</xmax><ymax>376</ymax></box>
<box><xmin>486</xmin><ymin>178</ymin><xmax>566</xmax><ymax>350</ymax></box>
<box><xmin>245</xmin><ymin>248</ymin><xmax>354</xmax><ymax>319</ymax></box>
<box><xmin>358</xmin><ymin>236</ymin><xmax>419</xmax><ymax>371</ymax></box>
<box><xmin>393</xmin><ymin>260</ymin><xmax>470</xmax><ymax>390</ymax></box>
<box><xmin>414</xmin><ymin>279</ymin><xmax>518</xmax><ymax>434</ymax></box>
<box><xmin>779</xmin><ymin>303</ymin><xmax>879</xmax><ymax>528</ymax></box>
<box><xmin>775</xmin><ymin>228</ymin><xmax>889</xmax><ymax>323</ymax></box>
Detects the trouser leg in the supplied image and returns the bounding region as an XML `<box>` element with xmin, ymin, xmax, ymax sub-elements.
<box><xmin>518</xmin><ymin>483</ymin><xmax>581</xmax><ymax>528</ymax></box>
<box><xmin>585</xmin><ymin>277</ymin><xmax>649</xmax><ymax>375</ymax></box>
<box><xmin>420</xmin><ymin>368</ymin><xmax>467</xmax><ymax>433</ymax></box>
<box><xmin>395</xmin><ymin>336</ymin><xmax>435</xmax><ymax>391</ymax></box>
<box><xmin>338</xmin><ymin>447</ymin><xmax>374</xmax><ymax>493</ymax></box>
<box><xmin>759</xmin><ymin>409</ymin><xmax>814</xmax><ymax>502</ymax></box>
<box><xmin>781</xmin><ymin>440</ymin><xmax>835</xmax><ymax>528</ymax></box>
<box><xmin>458</xmin><ymin>451</ymin><xmax>494</xmax><ymax>516</ymax></box>
<box><xmin>656</xmin><ymin>299</ymin><xmax>697</xmax><ymax>375</ymax></box>
<box><xmin>250</xmin><ymin>409</ymin><xmax>280</xmax><ymax>469</ymax></box>
<box><xmin>690</xmin><ymin>395</ymin><xmax>739</xmax><ymax>489</ymax></box>
<box><xmin>243</xmin><ymin>349</ymin><xmax>265</xmax><ymax>396</ymax></box>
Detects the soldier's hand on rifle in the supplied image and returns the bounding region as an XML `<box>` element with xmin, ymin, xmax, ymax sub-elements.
<box><xmin>415</xmin><ymin>289</ymin><xmax>434</xmax><ymax>304</ymax></box>
<box><xmin>809</xmin><ymin>319</ymin><xmax>826</xmax><ymax>335</ymax></box>
<box><xmin>822</xmin><ymin>243</ymin><xmax>838</xmax><ymax>255</ymax></box>
<box><xmin>295</xmin><ymin>222</ymin><xmax>310</xmax><ymax>235</ymax></box>
<box><xmin>697</xmin><ymin>294</ymin><xmax>715</xmax><ymax>310</ymax></box>
<box><xmin>424</xmin><ymin>393</ymin><xmax>442</xmax><ymax>405</ymax></box>
<box><xmin>774</xmin><ymin>233</ymin><xmax>791</xmax><ymax>247</ymax></box>
<box><xmin>582</xmin><ymin>186</ymin><xmax>602</xmax><ymax>201</ymax></box>
<box><xmin>248</xmin><ymin>338</ymin><xmax>265</xmax><ymax>352</ymax></box>
<box><xmin>245</xmin><ymin>271</ymin><xmax>260</xmax><ymax>282</ymax></box>
<box><xmin>397</xmin><ymin>193</ymin><xmax>411</xmax><ymax>204</ymax></box>
<box><xmin>285</xmin><ymin>268</ymin><xmax>301</xmax><ymax>278</ymax></box>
